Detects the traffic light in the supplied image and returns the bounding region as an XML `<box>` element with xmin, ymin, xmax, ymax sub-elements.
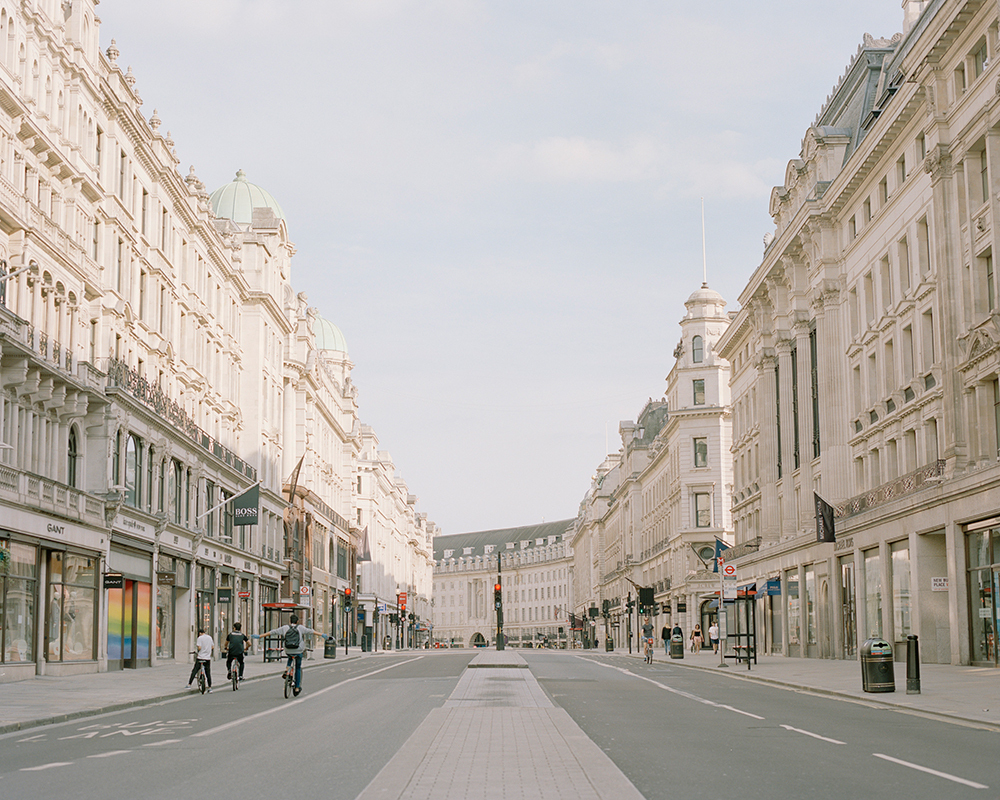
<box><xmin>494</xmin><ymin>583</ymin><xmax>502</xmax><ymax>611</ymax></box>
<box><xmin>408</xmin><ymin>612</ymin><xmax>415</xmax><ymax>623</ymax></box>
<box><xmin>626</xmin><ymin>599</ymin><xmax>635</xmax><ymax>614</ymax></box>
<box><xmin>344</xmin><ymin>587</ymin><xmax>352</xmax><ymax>610</ymax></box>
<box><xmin>601</xmin><ymin>599</ymin><xmax>610</xmax><ymax>616</ymax></box>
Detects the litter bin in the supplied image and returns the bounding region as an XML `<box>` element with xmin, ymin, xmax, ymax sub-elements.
<box><xmin>669</xmin><ymin>633</ymin><xmax>684</xmax><ymax>659</ymax></box>
<box><xmin>324</xmin><ymin>635</ymin><xmax>338</xmax><ymax>659</ymax></box>
<box><xmin>605</xmin><ymin>635</ymin><xmax>614</xmax><ymax>652</ymax></box>
<box><xmin>860</xmin><ymin>637</ymin><xmax>894</xmax><ymax>692</ymax></box>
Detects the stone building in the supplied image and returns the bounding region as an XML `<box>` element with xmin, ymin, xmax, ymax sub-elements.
<box><xmin>717</xmin><ymin>0</ymin><xmax>1000</xmax><ymax>666</ymax></box>
<box><xmin>433</xmin><ymin>520</ymin><xmax>574</xmax><ymax>648</ymax></box>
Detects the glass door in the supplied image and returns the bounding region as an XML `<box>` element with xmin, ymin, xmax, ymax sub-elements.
<box><xmin>841</xmin><ymin>559</ymin><xmax>856</xmax><ymax>658</ymax></box>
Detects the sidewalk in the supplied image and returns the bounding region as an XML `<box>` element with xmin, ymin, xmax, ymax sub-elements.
<box><xmin>0</xmin><ymin>649</ymin><xmax>365</xmax><ymax>735</ymax></box>
<box><xmin>644</xmin><ymin>646</ymin><xmax>1000</xmax><ymax>728</ymax></box>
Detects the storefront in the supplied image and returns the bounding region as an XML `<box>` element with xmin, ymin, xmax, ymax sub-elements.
<box><xmin>195</xmin><ymin>563</ymin><xmax>215</xmax><ymax>639</ymax></box>
<box><xmin>107</xmin><ymin>542</ymin><xmax>154</xmax><ymax>670</ymax></box>
<box><xmin>155</xmin><ymin>554</ymin><xmax>190</xmax><ymax>661</ymax></box>
<box><xmin>0</xmin><ymin>539</ymin><xmax>38</xmax><ymax>672</ymax></box>
<box><xmin>967</xmin><ymin>519</ymin><xmax>1000</xmax><ymax>666</ymax></box>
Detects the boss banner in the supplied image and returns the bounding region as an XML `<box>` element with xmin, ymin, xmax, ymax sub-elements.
<box><xmin>233</xmin><ymin>483</ymin><xmax>259</xmax><ymax>526</ymax></box>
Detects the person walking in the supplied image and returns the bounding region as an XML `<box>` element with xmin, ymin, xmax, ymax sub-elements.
<box><xmin>661</xmin><ymin>622</ymin><xmax>670</xmax><ymax>655</ymax></box>
<box><xmin>690</xmin><ymin>624</ymin><xmax>704</xmax><ymax>653</ymax></box>
<box><xmin>709</xmin><ymin>621</ymin><xmax>720</xmax><ymax>654</ymax></box>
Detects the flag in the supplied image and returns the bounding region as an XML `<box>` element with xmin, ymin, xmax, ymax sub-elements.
<box><xmin>815</xmin><ymin>492</ymin><xmax>836</xmax><ymax>543</ymax></box>
<box><xmin>285</xmin><ymin>454</ymin><xmax>305</xmax><ymax>503</ymax></box>
<box><xmin>358</xmin><ymin>525</ymin><xmax>372</xmax><ymax>562</ymax></box>
<box><xmin>713</xmin><ymin>538</ymin><xmax>731</xmax><ymax>572</ymax></box>
<box><xmin>232</xmin><ymin>483</ymin><xmax>259</xmax><ymax>526</ymax></box>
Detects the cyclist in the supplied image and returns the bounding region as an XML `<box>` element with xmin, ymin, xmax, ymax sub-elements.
<box><xmin>258</xmin><ymin>614</ymin><xmax>327</xmax><ymax>696</ymax></box>
<box><xmin>641</xmin><ymin>616</ymin><xmax>654</xmax><ymax>663</ymax></box>
<box><xmin>225</xmin><ymin>622</ymin><xmax>249</xmax><ymax>683</ymax></box>
<box><xmin>187</xmin><ymin>627</ymin><xmax>215</xmax><ymax>692</ymax></box>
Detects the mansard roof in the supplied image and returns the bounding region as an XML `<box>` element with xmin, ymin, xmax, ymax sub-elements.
<box><xmin>433</xmin><ymin>518</ymin><xmax>574</xmax><ymax>561</ymax></box>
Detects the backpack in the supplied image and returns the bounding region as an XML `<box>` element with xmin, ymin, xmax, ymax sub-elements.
<box><xmin>284</xmin><ymin>625</ymin><xmax>301</xmax><ymax>650</ymax></box>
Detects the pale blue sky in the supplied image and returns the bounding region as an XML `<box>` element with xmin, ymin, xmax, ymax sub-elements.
<box><xmin>100</xmin><ymin>1</ymin><xmax>904</xmax><ymax>534</ymax></box>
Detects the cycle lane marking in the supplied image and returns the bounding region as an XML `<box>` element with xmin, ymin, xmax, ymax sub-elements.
<box><xmin>873</xmin><ymin>753</ymin><xmax>988</xmax><ymax>789</ymax></box>
<box><xmin>192</xmin><ymin>657</ymin><xmax>424</xmax><ymax>738</ymax></box>
<box><xmin>86</xmin><ymin>750</ymin><xmax>132</xmax><ymax>758</ymax></box>
<box><xmin>780</xmin><ymin>724</ymin><xmax>845</xmax><ymax>744</ymax></box>
<box><xmin>19</xmin><ymin>762</ymin><xmax>73</xmax><ymax>771</ymax></box>
<box><xmin>583</xmin><ymin>657</ymin><xmax>766</xmax><ymax>719</ymax></box>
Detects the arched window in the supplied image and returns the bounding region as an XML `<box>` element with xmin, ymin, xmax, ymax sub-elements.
<box><xmin>692</xmin><ymin>335</ymin><xmax>704</xmax><ymax>363</ymax></box>
<box><xmin>124</xmin><ymin>434</ymin><xmax>141</xmax><ymax>507</ymax></box>
<box><xmin>67</xmin><ymin>425</ymin><xmax>78</xmax><ymax>488</ymax></box>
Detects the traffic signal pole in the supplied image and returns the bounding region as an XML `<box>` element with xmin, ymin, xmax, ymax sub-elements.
<box><xmin>495</xmin><ymin>555</ymin><xmax>504</xmax><ymax>651</ymax></box>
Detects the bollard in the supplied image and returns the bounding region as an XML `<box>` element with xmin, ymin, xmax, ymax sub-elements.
<box><xmin>906</xmin><ymin>634</ymin><xmax>921</xmax><ymax>695</ymax></box>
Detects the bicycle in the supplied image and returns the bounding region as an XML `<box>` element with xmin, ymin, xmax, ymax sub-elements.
<box><xmin>643</xmin><ymin>637</ymin><xmax>653</xmax><ymax>664</ymax></box>
<box><xmin>283</xmin><ymin>656</ymin><xmax>295</xmax><ymax>698</ymax></box>
<box><xmin>191</xmin><ymin>652</ymin><xmax>208</xmax><ymax>694</ymax></box>
<box><xmin>226</xmin><ymin>652</ymin><xmax>244</xmax><ymax>691</ymax></box>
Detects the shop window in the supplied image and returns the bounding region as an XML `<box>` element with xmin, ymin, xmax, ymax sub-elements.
<box><xmin>46</xmin><ymin>551</ymin><xmax>97</xmax><ymax>662</ymax></box>
<box><xmin>1</xmin><ymin>541</ymin><xmax>37</xmax><ymax>662</ymax></box>
<box><xmin>890</xmin><ymin>541</ymin><xmax>911</xmax><ymax>642</ymax></box>
<box><xmin>864</xmin><ymin>548</ymin><xmax>882</xmax><ymax>638</ymax></box>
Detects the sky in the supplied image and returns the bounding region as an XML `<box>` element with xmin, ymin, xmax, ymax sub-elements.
<box><xmin>98</xmin><ymin>0</ymin><xmax>904</xmax><ymax>536</ymax></box>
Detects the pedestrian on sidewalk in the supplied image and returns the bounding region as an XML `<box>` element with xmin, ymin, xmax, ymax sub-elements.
<box><xmin>661</xmin><ymin>623</ymin><xmax>670</xmax><ymax>655</ymax></box>
<box><xmin>690</xmin><ymin>624</ymin><xmax>704</xmax><ymax>653</ymax></box>
<box><xmin>708</xmin><ymin>621</ymin><xmax>720</xmax><ymax>654</ymax></box>
<box><xmin>187</xmin><ymin>628</ymin><xmax>214</xmax><ymax>692</ymax></box>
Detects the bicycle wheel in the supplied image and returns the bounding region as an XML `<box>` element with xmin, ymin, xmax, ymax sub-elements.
<box><xmin>232</xmin><ymin>665</ymin><xmax>239</xmax><ymax>691</ymax></box>
<box><xmin>198</xmin><ymin>668</ymin><xmax>207</xmax><ymax>694</ymax></box>
<box><xmin>284</xmin><ymin>671</ymin><xmax>291</xmax><ymax>699</ymax></box>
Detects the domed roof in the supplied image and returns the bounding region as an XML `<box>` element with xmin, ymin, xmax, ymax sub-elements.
<box><xmin>210</xmin><ymin>170</ymin><xmax>286</xmax><ymax>225</ymax></box>
<box><xmin>685</xmin><ymin>282</ymin><xmax>726</xmax><ymax>307</ymax></box>
<box><xmin>313</xmin><ymin>316</ymin><xmax>348</xmax><ymax>355</ymax></box>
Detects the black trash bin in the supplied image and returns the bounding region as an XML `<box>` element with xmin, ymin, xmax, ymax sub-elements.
<box><xmin>860</xmin><ymin>637</ymin><xmax>894</xmax><ymax>692</ymax></box>
<box><xmin>669</xmin><ymin>633</ymin><xmax>684</xmax><ymax>659</ymax></box>
<box><xmin>324</xmin><ymin>636</ymin><xmax>338</xmax><ymax>659</ymax></box>
<box><xmin>605</xmin><ymin>636</ymin><xmax>614</xmax><ymax>652</ymax></box>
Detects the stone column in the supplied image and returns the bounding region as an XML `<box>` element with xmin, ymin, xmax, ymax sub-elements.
<box><xmin>776</xmin><ymin>336</ymin><xmax>797</xmax><ymax>537</ymax></box>
<box><xmin>757</xmin><ymin>350</ymin><xmax>781</xmax><ymax>543</ymax></box>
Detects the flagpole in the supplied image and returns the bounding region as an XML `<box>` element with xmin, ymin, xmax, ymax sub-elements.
<box><xmin>196</xmin><ymin>479</ymin><xmax>262</xmax><ymax>520</ymax></box>
<box><xmin>718</xmin><ymin>556</ymin><xmax>727</xmax><ymax>668</ymax></box>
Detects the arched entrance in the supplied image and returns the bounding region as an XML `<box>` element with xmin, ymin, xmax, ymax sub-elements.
<box><xmin>470</xmin><ymin>632</ymin><xmax>487</xmax><ymax>647</ymax></box>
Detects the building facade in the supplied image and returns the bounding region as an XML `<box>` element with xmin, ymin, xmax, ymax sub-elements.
<box><xmin>0</xmin><ymin>0</ymin><xmax>434</xmax><ymax>680</ymax></box>
<box><xmin>433</xmin><ymin>520</ymin><xmax>574</xmax><ymax>648</ymax></box>
<box><xmin>717</xmin><ymin>0</ymin><xmax>1000</xmax><ymax>666</ymax></box>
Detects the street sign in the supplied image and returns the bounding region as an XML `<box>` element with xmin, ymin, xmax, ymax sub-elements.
<box><xmin>238</xmin><ymin>591</ymin><xmax>251</xmax><ymax>598</ymax></box>
<box><xmin>722</xmin><ymin>564</ymin><xmax>737</xmax><ymax>579</ymax></box>
<box><xmin>299</xmin><ymin>585</ymin><xmax>311</xmax><ymax>597</ymax></box>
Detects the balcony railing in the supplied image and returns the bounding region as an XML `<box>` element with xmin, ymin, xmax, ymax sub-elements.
<box><xmin>106</xmin><ymin>358</ymin><xmax>256</xmax><ymax>481</ymax></box>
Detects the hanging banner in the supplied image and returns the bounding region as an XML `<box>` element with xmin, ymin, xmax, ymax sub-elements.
<box><xmin>233</xmin><ymin>484</ymin><xmax>259</xmax><ymax>526</ymax></box>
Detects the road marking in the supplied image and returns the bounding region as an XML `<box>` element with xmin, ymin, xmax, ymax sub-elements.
<box><xmin>719</xmin><ymin>704</ymin><xmax>765</xmax><ymax>720</ymax></box>
<box><xmin>193</xmin><ymin>657</ymin><xmax>423</xmax><ymax>738</ymax></box>
<box><xmin>143</xmin><ymin>739</ymin><xmax>182</xmax><ymax>747</ymax></box>
<box><xmin>87</xmin><ymin>750</ymin><xmax>132</xmax><ymax>758</ymax></box>
<box><xmin>16</xmin><ymin>734</ymin><xmax>46</xmax><ymax>742</ymax></box>
<box><xmin>780</xmin><ymin>724</ymin><xmax>845</xmax><ymax>744</ymax></box>
<box><xmin>20</xmin><ymin>762</ymin><xmax>73</xmax><ymax>771</ymax></box>
<box><xmin>872</xmin><ymin>753</ymin><xmax>989</xmax><ymax>789</ymax></box>
<box><xmin>584</xmin><ymin>658</ymin><xmax>765</xmax><ymax>719</ymax></box>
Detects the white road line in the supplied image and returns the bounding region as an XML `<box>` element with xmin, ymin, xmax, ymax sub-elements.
<box><xmin>143</xmin><ymin>739</ymin><xmax>182</xmax><ymax>747</ymax></box>
<box><xmin>20</xmin><ymin>762</ymin><xmax>73</xmax><ymax>771</ymax></box>
<box><xmin>584</xmin><ymin>657</ymin><xmax>765</xmax><ymax>719</ymax></box>
<box><xmin>873</xmin><ymin>753</ymin><xmax>989</xmax><ymax>789</ymax></box>
<box><xmin>719</xmin><ymin>704</ymin><xmax>765</xmax><ymax>720</ymax></box>
<box><xmin>16</xmin><ymin>734</ymin><xmax>46</xmax><ymax>742</ymax></box>
<box><xmin>780</xmin><ymin>724</ymin><xmax>845</xmax><ymax>744</ymax></box>
<box><xmin>192</xmin><ymin>657</ymin><xmax>423</xmax><ymax>738</ymax></box>
<box><xmin>87</xmin><ymin>750</ymin><xmax>132</xmax><ymax>758</ymax></box>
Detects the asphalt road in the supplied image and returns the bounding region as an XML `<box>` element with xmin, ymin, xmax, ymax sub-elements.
<box><xmin>1</xmin><ymin>651</ymin><xmax>998</xmax><ymax>799</ymax></box>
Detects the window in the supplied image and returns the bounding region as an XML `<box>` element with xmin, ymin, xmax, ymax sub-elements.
<box><xmin>897</xmin><ymin>154</ymin><xmax>906</xmax><ymax>185</ymax></box>
<box><xmin>692</xmin><ymin>379</ymin><xmax>705</xmax><ymax>405</ymax></box>
<box><xmin>124</xmin><ymin>435</ymin><xmax>141</xmax><ymax>507</ymax></box>
<box><xmin>890</xmin><ymin>541</ymin><xmax>911</xmax><ymax>640</ymax></box>
<box><xmin>981</xmin><ymin>149</ymin><xmax>990</xmax><ymax>206</ymax></box>
<box><xmin>848</xmin><ymin>215</ymin><xmax>856</xmax><ymax>241</ymax></box>
<box><xmin>863</xmin><ymin>197</ymin><xmax>871</xmax><ymax>224</ymax></box>
<box><xmin>694</xmin><ymin>492</ymin><xmax>711</xmax><ymax>527</ymax></box>
<box><xmin>898</xmin><ymin>236</ymin><xmax>910</xmax><ymax>296</ymax></box>
<box><xmin>791</xmin><ymin>345</ymin><xmax>800</xmax><ymax>469</ymax></box>
<box><xmin>917</xmin><ymin>132</ymin><xmax>926</xmax><ymax>162</ymax></box>
<box><xmin>974</xmin><ymin>38</ymin><xmax>988</xmax><ymax>78</ymax></box>
<box><xmin>693</xmin><ymin>437</ymin><xmax>708</xmax><ymax>468</ymax></box>
<box><xmin>0</xmin><ymin>541</ymin><xmax>37</xmax><ymax>663</ymax></box>
<box><xmin>46</xmin><ymin>552</ymin><xmax>97</xmax><ymax>662</ymax></box>
<box><xmin>864</xmin><ymin>548</ymin><xmax>882</xmax><ymax>637</ymax></box>
<box><xmin>67</xmin><ymin>427</ymin><xmax>78</xmax><ymax>488</ymax></box>
<box><xmin>810</xmin><ymin>328</ymin><xmax>820</xmax><ymax>459</ymax></box>
<box><xmin>692</xmin><ymin>335</ymin><xmax>703</xmax><ymax>363</ymax></box>
<box><xmin>986</xmin><ymin>253</ymin><xmax>995</xmax><ymax>313</ymax></box>
<box><xmin>878</xmin><ymin>176</ymin><xmax>888</xmax><ymax>205</ymax></box>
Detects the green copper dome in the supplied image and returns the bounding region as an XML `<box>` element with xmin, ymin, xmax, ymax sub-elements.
<box><xmin>210</xmin><ymin>169</ymin><xmax>286</xmax><ymax>225</ymax></box>
<box><xmin>313</xmin><ymin>316</ymin><xmax>348</xmax><ymax>355</ymax></box>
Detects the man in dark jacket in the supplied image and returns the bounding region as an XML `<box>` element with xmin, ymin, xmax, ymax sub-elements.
<box><xmin>225</xmin><ymin>622</ymin><xmax>249</xmax><ymax>682</ymax></box>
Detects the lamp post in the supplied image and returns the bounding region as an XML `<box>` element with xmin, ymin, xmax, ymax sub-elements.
<box><xmin>495</xmin><ymin>554</ymin><xmax>505</xmax><ymax>650</ymax></box>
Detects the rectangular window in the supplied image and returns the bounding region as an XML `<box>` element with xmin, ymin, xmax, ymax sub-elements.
<box><xmin>981</xmin><ymin>149</ymin><xmax>990</xmax><ymax>206</ymax></box>
<box><xmin>921</xmin><ymin>309</ymin><xmax>936</xmax><ymax>371</ymax></box>
<box><xmin>864</xmin><ymin>271</ymin><xmax>875</xmax><ymax>324</ymax></box>
<box><xmin>694</xmin><ymin>492</ymin><xmax>711</xmax><ymax>528</ymax></box>
<box><xmin>0</xmin><ymin>541</ymin><xmax>38</xmax><ymax>663</ymax></box>
<box><xmin>994</xmin><ymin>379</ymin><xmax>1000</xmax><ymax>459</ymax></box>
<box><xmin>775</xmin><ymin>364</ymin><xmax>782</xmax><ymax>479</ymax></box>
<box><xmin>879</xmin><ymin>176</ymin><xmax>888</xmax><ymax>205</ymax></box>
<box><xmin>848</xmin><ymin>215</ymin><xmax>856</xmax><ymax>241</ymax></box>
<box><xmin>864</xmin><ymin>548</ymin><xmax>882</xmax><ymax>637</ymax></box>
<box><xmin>805</xmin><ymin>566</ymin><xmax>817</xmax><ymax>646</ymax></box>
<box><xmin>902</xmin><ymin>325</ymin><xmax>914</xmax><ymax>383</ymax></box>
<box><xmin>881</xmin><ymin>255</ymin><xmax>893</xmax><ymax>310</ymax></box>
<box><xmin>898</xmin><ymin>236</ymin><xmax>910</xmax><ymax>296</ymax></box>
<box><xmin>917</xmin><ymin>132</ymin><xmax>926</xmax><ymax>162</ymax></box>
<box><xmin>693</xmin><ymin>437</ymin><xmax>708</xmax><ymax>468</ymax></box>
<box><xmin>863</xmin><ymin>197</ymin><xmax>872</xmax><ymax>224</ymax></box>
<box><xmin>46</xmin><ymin>552</ymin><xmax>97</xmax><ymax>662</ymax></box>
<box><xmin>890</xmin><ymin>541</ymin><xmax>911</xmax><ymax>641</ymax></box>
<box><xmin>692</xmin><ymin>379</ymin><xmax>705</xmax><ymax>405</ymax></box>
<box><xmin>897</xmin><ymin>154</ymin><xmax>906</xmax><ymax>185</ymax></box>
<box><xmin>118</xmin><ymin>150</ymin><xmax>127</xmax><ymax>199</ymax></box>
<box><xmin>791</xmin><ymin>345</ymin><xmax>799</xmax><ymax>470</ymax></box>
<box><xmin>786</xmin><ymin>571</ymin><xmax>800</xmax><ymax>648</ymax></box>
<box><xmin>91</xmin><ymin>220</ymin><xmax>99</xmax><ymax>261</ymax></box>
<box><xmin>141</xmin><ymin>189</ymin><xmax>148</xmax><ymax>237</ymax></box>
<box><xmin>883</xmin><ymin>339</ymin><xmax>895</xmax><ymax>398</ymax></box>
<box><xmin>986</xmin><ymin>253</ymin><xmax>995</xmax><ymax>313</ymax></box>
<box><xmin>974</xmin><ymin>38</ymin><xmax>988</xmax><ymax>78</ymax></box>
<box><xmin>810</xmin><ymin>328</ymin><xmax>820</xmax><ymax>458</ymax></box>
<box><xmin>917</xmin><ymin>217</ymin><xmax>931</xmax><ymax>276</ymax></box>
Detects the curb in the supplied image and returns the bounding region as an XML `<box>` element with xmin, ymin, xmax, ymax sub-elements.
<box><xmin>622</xmin><ymin>651</ymin><xmax>1000</xmax><ymax>732</ymax></box>
<box><xmin>0</xmin><ymin>654</ymin><xmax>363</xmax><ymax>737</ymax></box>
